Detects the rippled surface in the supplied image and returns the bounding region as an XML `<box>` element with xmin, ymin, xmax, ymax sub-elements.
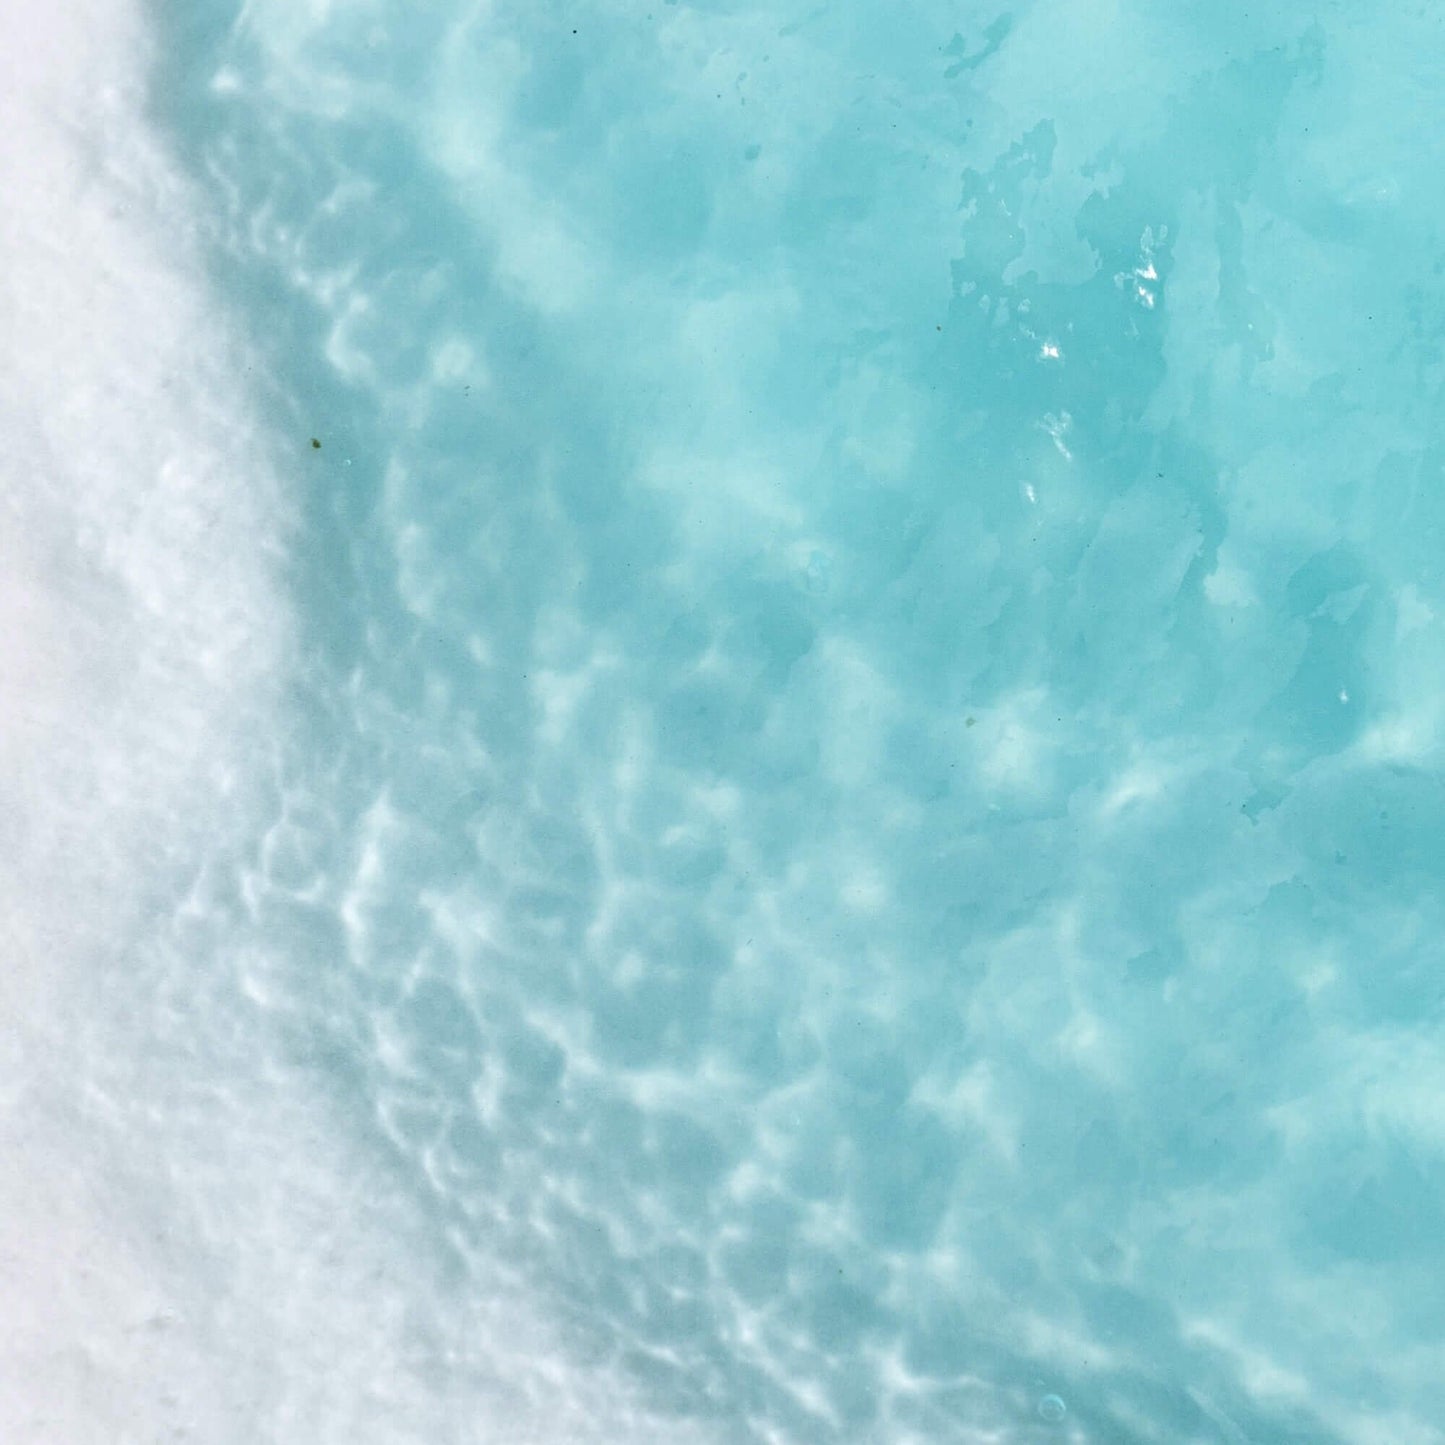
<box><xmin>10</xmin><ymin>0</ymin><xmax>1445</xmax><ymax>1440</ymax></box>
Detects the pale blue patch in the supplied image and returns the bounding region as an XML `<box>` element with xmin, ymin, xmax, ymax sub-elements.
<box><xmin>155</xmin><ymin>1</ymin><xmax>1445</xmax><ymax>1440</ymax></box>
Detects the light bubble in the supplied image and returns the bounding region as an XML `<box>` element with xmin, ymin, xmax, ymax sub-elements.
<box><xmin>1038</xmin><ymin>1393</ymin><xmax>1067</xmax><ymax>1423</ymax></box>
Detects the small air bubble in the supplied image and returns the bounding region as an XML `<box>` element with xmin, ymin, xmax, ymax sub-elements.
<box><xmin>1038</xmin><ymin>1394</ymin><xmax>1067</xmax><ymax>1423</ymax></box>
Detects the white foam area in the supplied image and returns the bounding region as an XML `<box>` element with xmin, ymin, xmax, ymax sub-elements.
<box><xmin>0</xmin><ymin>6</ymin><xmax>721</xmax><ymax>1440</ymax></box>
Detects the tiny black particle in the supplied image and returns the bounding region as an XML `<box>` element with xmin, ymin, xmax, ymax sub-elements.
<box><xmin>311</xmin><ymin>437</ymin><xmax>321</xmax><ymax>449</ymax></box>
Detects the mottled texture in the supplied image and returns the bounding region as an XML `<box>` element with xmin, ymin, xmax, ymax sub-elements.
<box><xmin>11</xmin><ymin>0</ymin><xmax>1445</xmax><ymax>1440</ymax></box>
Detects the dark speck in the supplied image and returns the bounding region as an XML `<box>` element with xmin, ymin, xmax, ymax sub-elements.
<box><xmin>310</xmin><ymin>437</ymin><xmax>321</xmax><ymax>449</ymax></box>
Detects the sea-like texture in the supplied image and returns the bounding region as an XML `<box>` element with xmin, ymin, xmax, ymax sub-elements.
<box><xmin>7</xmin><ymin>0</ymin><xmax>1445</xmax><ymax>1441</ymax></box>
